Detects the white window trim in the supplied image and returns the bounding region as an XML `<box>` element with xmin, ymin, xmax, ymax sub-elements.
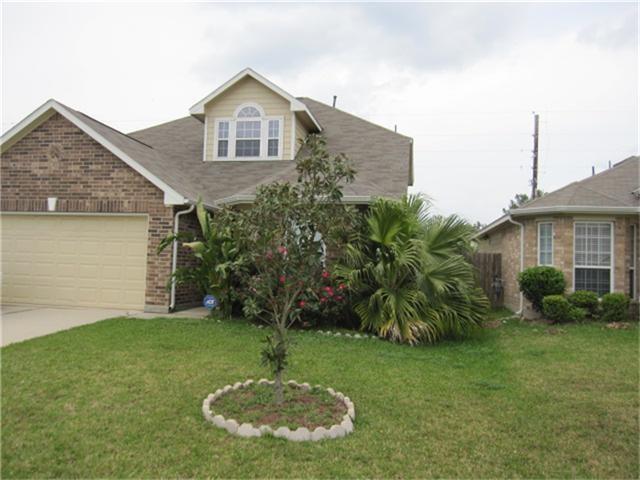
<box><xmin>234</xmin><ymin>102</ymin><xmax>265</xmax><ymax>118</ymax></box>
<box><xmin>572</xmin><ymin>221</ymin><xmax>614</xmax><ymax>294</ymax></box>
<box><xmin>537</xmin><ymin>222</ymin><xmax>554</xmax><ymax>266</ymax></box>
<box><xmin>210</xmin><ymin>102</ymin><xmax>284</xmax><ymax>161</ymax></box>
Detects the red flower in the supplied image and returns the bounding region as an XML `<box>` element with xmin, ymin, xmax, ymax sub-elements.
<box><xmin>320</xmin><ymin>297</ymin><xmax>328</xmax><ymax>303</ymax></box>
<box><xmin>336</xmin><ymin>295</ymin><xmax>343</xmax><ymax>302</ymax></box>
<box><xmin>277</xmin><ymin>246</ymin><xmax>288</xmax><ymax>256</ymax></box>
<box><xmin>321</xmin><ymin>270</ymin><xmax>330</xmax><ymax>279</ymax></box>
<box><xmin>298</xmin><ymin>300</ymin><xmax>306</xmax><ymax>308</ymax></box>
<box><xmin>279</xmin><ymin>275</ymin><xmax>286</xmax><ymax>284</ymax></box>
<box><xmin>265</xmin><ymin>251</ymin><xmax>273</xmax><ymax>260</ymax></box>
<box><xmin>338</xmin><ymin>283</ymin><xmax>346</xmax><ymax>290</ymax></box>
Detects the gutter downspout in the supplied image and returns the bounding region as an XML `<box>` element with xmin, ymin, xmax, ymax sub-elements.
<box><xmin>507</xmin><ymin>214</ymin><xmax>525</xmax><ymax>316</ymax></box>
<box><xmin>170</xmin><ymin>203</ymin><xmax>196</xmax><ymax>312</ymax></box>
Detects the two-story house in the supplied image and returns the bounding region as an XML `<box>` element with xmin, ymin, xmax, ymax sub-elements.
<box><xmin>1</xmin><ymin>68</ymin><xmax>413</xmax><ymax>313</ymax></box>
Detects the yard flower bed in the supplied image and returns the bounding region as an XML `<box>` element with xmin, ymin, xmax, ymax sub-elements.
<box><xmin>1</xmin><ymin>310</ymin><xmax>638</xmax><ymax>478</ymax></box>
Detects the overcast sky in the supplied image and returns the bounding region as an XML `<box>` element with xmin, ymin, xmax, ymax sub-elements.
<box><xmin>2</xmin><ymin>2</ymin><xmax>638</xmax><ymax>223</ymax></box>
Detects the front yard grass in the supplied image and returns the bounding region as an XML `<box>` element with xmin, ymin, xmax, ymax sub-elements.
<box><xmin>2</xmin><ymin>311</ymin><xmax>638</xmax><ymax>478</ymax></box>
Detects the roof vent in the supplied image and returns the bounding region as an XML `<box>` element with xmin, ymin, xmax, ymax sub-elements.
<box><xmin>332</xmin><ymin>95</ymin><xmax>337</xmax><ymax>108</ymax></box>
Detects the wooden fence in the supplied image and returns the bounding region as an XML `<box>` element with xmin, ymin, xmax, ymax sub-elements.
<box><xmin>471</xmin><ymin>253</ymin><xmax>503</xmax><ymax>308</ymax></box>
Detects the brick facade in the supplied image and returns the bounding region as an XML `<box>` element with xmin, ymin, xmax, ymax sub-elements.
<box><xmin>1</xmin><ymin>113</ymin><xmax>175</xmax><ymax>311</ymax></box>
<box><xmin>478</xmin><ymin>214</ymin><xmax>639</xmax><ymax>314</ymax></box>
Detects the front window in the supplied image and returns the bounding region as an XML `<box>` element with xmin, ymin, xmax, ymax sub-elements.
<box><xmin>574</xmin><ymin>222</ymin><xmax>612</xmax><ymax>296</ymax></box>
<box><xmin>217</xmin><ymin>121</ymin><xmax>229</xmax><ymax>158</ymax></box>
<box><xmin>212</xmin><ymin>103</ymin><xmax>282</xmax><ymax>160</ymax></box>
<box><xmin>538</xmin><ymin>222</ymin><xmax>553</xmax><ymax>265</ymax></box>
<box><xmin>268</xmin><ymin>119</ymin><xmax>279</xmax><ymax>157</ymax></box>
<box><xmin>236</xmin><ymin>120</ymin><xmax>261</xmax><ymax>157</ymax></box>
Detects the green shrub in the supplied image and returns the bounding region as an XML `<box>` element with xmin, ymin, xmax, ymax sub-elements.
<box><xmin>542</xmin><ymin>295</ymin><xmax>586</xmax><ymax>323</ymax></box>
<box><xmin>601</xmin><ymin>293</ymin><xmax>630</xmax><ymax>322</ymax></box>
<box><xmin>568</xmin><ymin>290</ymin><xmax>599</xmax><ymax>317</ymax></box>
<box><xmin>518</xmin><ymin>266</ymin><xmax>566</xmax><ymax>312</ymax></box>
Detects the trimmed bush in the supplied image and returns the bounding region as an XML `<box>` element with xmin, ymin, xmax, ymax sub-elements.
<box><xmin>601</xmin><ymin>293</ymin><xmax>630</xmax><ymax>323</ymax></box>
<box><xmin>542</xmin><ymin>295</ymin><xmax>586</xmax><ymax>323</ymax></box>
<box><xmin>518</xmin><ymin>266</ymin><xmax>566</xmax><ymax>312</ymax></box>
<box><xmin>568</xmin><ymin>290</ymin><xmax>599</xmax><ymax>317</ymax></box>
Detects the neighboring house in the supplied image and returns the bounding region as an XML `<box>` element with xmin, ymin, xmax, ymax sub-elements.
<box><xmin>0</xmin><ymin>68</ymin><xmax>413</xmax><ymax>313</ymax></box>
<box><xmin>476</xmin><ymin>156</ymin><xmax>639</xmax><ymax>315</ymax></box>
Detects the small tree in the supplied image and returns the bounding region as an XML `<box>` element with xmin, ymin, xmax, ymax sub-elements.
<box><xmin>235</xmin><ymin>135</ymin><xmax>356</xmax><ymax>403</ymax></box>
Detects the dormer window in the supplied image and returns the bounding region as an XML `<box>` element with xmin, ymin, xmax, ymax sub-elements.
<box><xmin>212</xmin><ymin>102</ymin><xmax>283</xmax><ymax>160</ymax></box>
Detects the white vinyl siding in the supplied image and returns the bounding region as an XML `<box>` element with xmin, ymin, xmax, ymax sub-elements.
<box><xmin>574</xmin><ymin>222</ymin><xmax>613</xmax><ymax>296</ymax></box>
<box><xmin>537</xmin><ymin>222</ymin><xmax>553</xmax><ymax>266</ymax></box>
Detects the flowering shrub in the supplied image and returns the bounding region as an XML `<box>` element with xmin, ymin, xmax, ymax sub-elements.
<box><xmin>295</xmin><ymin>271</ymin><xmax>350</xmax><ymax>327</ymax></box>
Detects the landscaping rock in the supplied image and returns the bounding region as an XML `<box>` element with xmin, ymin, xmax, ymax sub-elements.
<box><xmin>287</xmin><ymin>380</ymin><xmax>299</xmax><ymax>387</ymax></box>
<box><xmin>289</xmin><ymin>427</ymin><xmax>311</xmax><ymax>442</ymax></box>
<box><xmin>243</xmin><ymin>379</ymin><xmax>254</xmax><ymax>387</ymax></box>
<box><xmin>326</xmin><ymin>387</ymin><xmax>336</xmax><ymax>396</ymax></box>
<box><xmin>222</xmin><ymin>385</ymin><xmax>232</xmax><ymax>393</ymax></box>
<box><xmin>347</xmin><ymin>407</ymin><xmax>356</xmax><ymax>421</ymax></box>
<box><xmin>299</xmin><ymin>382</ymin><xmax>311</xmax><ymax>391</ymax></box>
<box><xmin>237</xmin><ymin>423</ymin><xmax>260</xmax><ymax>438</ymax></box>
<box><xmin>273</xmin><ymin>426</ymin><xmax>291</xmax><ymax>439</ymax></box>
<box><xmin>259</xmin><ymin>425</ymin><xmax>273</xmax><ymax>436</ymax></box>
<box><xmin>328</xmin><ymin>424</ymin><xmax>346</xmax><ymax>438</ymax></box>
<box><xmin>202</xmin><ymin>406</ymin><xmax>213</xmax><ymax>421</ymax></box>
<box><xmin>257</xmin><ymin>378</ymin><xmax>269</xmax><ymax>385</ymax></box>
<box><xmin>212</xmin><ymin>415</ymin><xmax>226</xmax><ymax>428</ymax></box>
<box><xmin>341</xmin><ymin>416</ymin><xmax>354</xmax><ymax>434</ymax></box>
<box><xmin>224</xmin><ymin>419</ymin><xmax>239</xmax><ymax>434</ymax></box>
<box><xmin>232</xmin><ymin>382</ymin><xmax>243</xmax><ymax>390</ymax></box>
<box><xmin>311</xmin><ymin>427</ymin><xmax>328</xmax><ymax>441</ymax></box>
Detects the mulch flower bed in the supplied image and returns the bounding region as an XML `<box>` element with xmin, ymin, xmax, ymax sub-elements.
<box><xmin>202</xmin><ymin>379</ymin><xmax>356</xmax><ymax>441</ymax></box>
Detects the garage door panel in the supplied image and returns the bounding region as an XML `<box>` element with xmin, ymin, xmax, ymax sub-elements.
<box><xmin>1</xmin><ymin>215</ymin><xmax>148</xmax><ymax>310</ymax></box>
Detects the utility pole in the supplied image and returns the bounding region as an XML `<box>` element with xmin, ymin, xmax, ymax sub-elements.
<box><xmin>531</xmin><ymin>113</ymin><xmax>539</xmax><ymax>200</ymax></box>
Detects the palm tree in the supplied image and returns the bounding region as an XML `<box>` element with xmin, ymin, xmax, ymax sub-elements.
<box><xmin>336</xmin><ymin>195</ymin><xmax>488</xmax><ymax>344</ymax></box>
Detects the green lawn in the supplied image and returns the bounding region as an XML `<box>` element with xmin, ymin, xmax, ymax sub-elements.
<box><xmin>2</xmin><ymin>311</ymin><xmax>638</xmax><ymax>478</ymax></box>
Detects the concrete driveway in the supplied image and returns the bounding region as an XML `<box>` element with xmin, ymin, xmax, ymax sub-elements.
<box><xmin>1</xmin><ymin>304</ymin><xmax>209</xmax><ymax>346</ymax></box>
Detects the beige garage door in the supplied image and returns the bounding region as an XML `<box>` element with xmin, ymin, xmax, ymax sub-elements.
<box><xmin>1</xmin><ymin>214</ymin><xmax>148</xmax><ymax>310</ymax></box>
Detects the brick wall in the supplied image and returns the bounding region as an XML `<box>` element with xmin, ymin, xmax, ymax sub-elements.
<box><xmin>1</xmin><ymin>113</ymin><xmax>174</xmax><ymax>310</ymax></box>
<box><xmin>478</xmin><ymin>214</ymin><xmax>639</xmax><ymax>314</ymax></box>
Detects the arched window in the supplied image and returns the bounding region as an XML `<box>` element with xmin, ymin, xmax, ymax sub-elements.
<box><xmin>213</xmin><ymin>103</ymin><xmax>283</xmax><ymax>160</ymax></box>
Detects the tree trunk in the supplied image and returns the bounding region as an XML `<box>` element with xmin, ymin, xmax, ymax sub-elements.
<box><xmin>274</xmin><ymin>368</ymin><xmax>284</xmax><ymax>404</ymax></box>
<box><xmin>272</xmin><ymin>317</ymin><xmax>287</xmax><ymax>405</ymax></box>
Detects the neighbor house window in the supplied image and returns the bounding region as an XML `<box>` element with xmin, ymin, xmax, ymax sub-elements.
<box><xmin>212</xmin><ymin>103</ymin><xmax>283</xmax><ymax>160</ymax></box>
<box><xmin>574</xmin><ymin>222</ymin><xmax>613</xmax><ymax>296</ymax></box>
<box><xmin>538</xmin><ymin>222</ymin><xmax>553</xmax><ymax>266</ymax></box>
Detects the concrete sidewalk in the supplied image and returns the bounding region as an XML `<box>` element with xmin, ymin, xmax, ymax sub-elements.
<box><xmin>1</xmin><ymin>304</ymin><xmax>209</xmax><ymax>346</ymax></box>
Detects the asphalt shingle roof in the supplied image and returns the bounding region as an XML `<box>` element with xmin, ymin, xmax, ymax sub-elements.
<box><xmin>113</xmin><ymin>97</ymin><xmax>414</xmax><ymax>205</ymax></box>
<box><xmin>476</xmin><ymin>156</ymin><xmax>639</xmax><ymax>238</ymax></box>
<box><xmin>517</xmin><ymin>156</ymin><xmax>639</xmax><ymax>210</ymax></box>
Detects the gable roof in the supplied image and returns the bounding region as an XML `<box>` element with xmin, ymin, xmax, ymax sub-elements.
<box><xmin>127</xmin><ymin>97</ymin><xmax>413</xmax><ymax>207</ymax></box>
<box><xmin>2</xmin><ymin>88</ymin><xmax>413</xmax><ymax>209</ymax></box>
<box><xmin>477</xmin><ymin>156</ymin><xmax>640</xmax><ymax>237</ymax></box>
<box><xmin>0</xmin><ymin>99</ymin><xmax>187</xmax><ymax>205</ymax></box>
<box><xmin>189</xmin><ymin>68</ymin><xmax>322</xmax><ymax>131</ymax></box>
